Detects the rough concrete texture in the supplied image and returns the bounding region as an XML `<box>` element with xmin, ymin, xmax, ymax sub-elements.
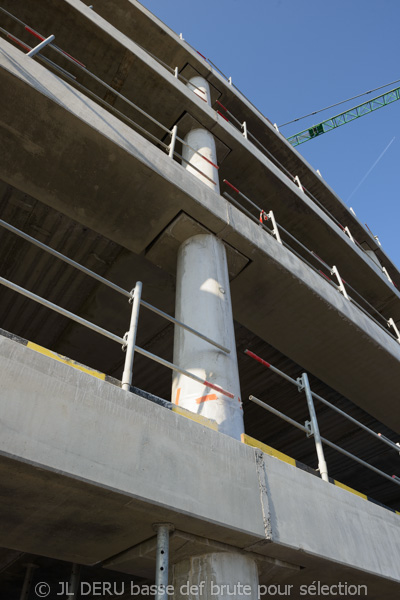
<box><xmin>172</xmin><ymin>553</ymin><xmax>259</xmax><ymax>600</ymax></box>
<box><xmin>0</xmin><ymin>333</ymin><xmax>400</xmax><ymax>598</ymax></box>
<box><xmin>1</xmin><ymin>41</ymin><xmax>400</xmax><ymax>433</ymax></box>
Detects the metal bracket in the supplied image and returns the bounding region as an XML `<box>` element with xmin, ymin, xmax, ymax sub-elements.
<box><xmin>296</xmin><ymin>376</ymin><xmax>305</xmax><ymax>392</ymax></box>
<box><xmin>305</xmin><ymin>420</ymin><xmax>314</xmax><ymax>438</ymax></box>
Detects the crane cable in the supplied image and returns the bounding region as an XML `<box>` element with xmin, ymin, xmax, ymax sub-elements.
<box><xmin>279</xmin><ymin>78</ymin><xmax>400</xmax><ymax>128</ymax></box>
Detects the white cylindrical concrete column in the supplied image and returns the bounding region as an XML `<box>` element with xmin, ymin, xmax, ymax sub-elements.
<box><xmin>172</xmin><ymin>552</ymin><xmax>259</xmax><ymax>600</ymax></box>
<box><xmin>173</xmin><ymin>75</ymin><xmax>243</xmax><ymax>439</ymax></box>
<box><xmin>182</xmin><ymin>128</ymin><xmax>219</xmax><ymax>191</ymax></box>
<box><xmin>183</xmin><ymin>76</ymin><xmax>219</xmax><ymax>191</ymax></box>
<box><xmin>172</xmin><ymin>234</ymin><xmax>244</xmax><ymax>440</ymax></box>
<box><xmin>187</xmin><ymin>75</ymin><xmax>211</xmax><ymax>105</ymax></box>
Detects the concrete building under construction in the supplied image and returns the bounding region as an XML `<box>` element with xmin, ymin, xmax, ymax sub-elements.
<box><xmin>0</xmin><ymin>1</ymin><xmax>399</xmax><ymax>598</ymax></box>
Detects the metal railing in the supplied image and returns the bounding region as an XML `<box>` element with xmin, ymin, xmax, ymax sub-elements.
<box><xmin>3</xmin><ymin>5</ymin><xmax>396</xmax><ymax>288</ymax></box>
<box><xmin>245</xmin><ymin>349</ymin><xmax>400</xmax><ymax>488</ymax></box>
<box><xmin>0</xmin><ymin>218</ymin><xmax>233</xmax><ymax>398</ymax></box>
<box><xmin>1</xmin><ymin>9</ymin><xmax>399</xmax><ymax>346</ymax></box>
<box><xmin>222</xmin><ymin>182</ymin><xmax>400</xmax><ymax>344</ymax></box>
<box><xmin>0</xmin><ymin>8</ymin><xmax>218</xmax><ymax>187</ymax></box>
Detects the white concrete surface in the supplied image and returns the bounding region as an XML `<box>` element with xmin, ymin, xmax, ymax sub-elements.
<box><xmin>172</xmin><ymin>552</ymin><xmax>259</xmax><ymax>600</ymax></box>
<box><xmin>172</xmin><ymin>235</ymin><xmax>244</xmax><ymax>439</ymax></box>
<box><xmin>0</xmin><ymin>333</ymin><xmax>399</xmax><ymax>593</ymax></box>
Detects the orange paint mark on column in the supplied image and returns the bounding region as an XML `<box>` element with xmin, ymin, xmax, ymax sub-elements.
<box><xmin>175</xmin><ymin>388</ymin><xmax>181</xmax><ymax>406</ymax></box>
<box><xmin>195</xmin><ymin>393</ymin><xmax>218</xmax><ymax>404</ymax></box>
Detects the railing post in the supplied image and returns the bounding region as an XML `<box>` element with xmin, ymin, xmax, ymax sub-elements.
<box><xmin>242</xmin><ymin>121</ymin><xmax>248</xmax><ymax>139</ymax></box>
<box><xmin>267</xmin><ymin>210</ymin><xmax>282</xmax><ymax>244</ymax></box>
<box><xmin>382</xmin><ymin>266</ymin><xmax>394</xmax><ymax>284</ymax></box>
<box><xmin>121</xmin><ymin>281</ymin><xmax>142</xmax><ymax>391</ymax></box>
<box><xmin>331</xmin><ymin>265</ymin><xmax>349</xmax><ymax>300</ymax></box>
<box><xmin>388</xmin><ymin>317</ymin><xmax>400</xmax><ymax>343</ymax></box>
<box><xmin>344</xmin><ymin>226</ymin><xmax>355</xmax><ymax>243</ymax></box>
<box><xmin>168</xmin><ymin>125</ymin><xmax>178</xmax><ymax>158</ymax></box>
<box><xmin>67</xmin><ymin>564</ymin><xmax>81</xmax><ymax>599</ymax></box>
<box><xmin>27</xmin><ymin>34</ymin><xmax>55</xmax><ymax>57</ymax></box>
<box><xmin>298</xmin><ymin>372</ymin><xmax>329</xmax><ymax>483</ymax></box>
<box><xmin>153</xmin><ymin>523</ymin><xmax>174</xmax><ymax>600</ymax></box>
<box><xmin>19</xmin><ymin>564</ymin><xmax>37</xmax><ymax>600</ymax></box>
<box><xmin>294</xmin><ymin>175</ymin><xmax>304</xmax><ymax>192</ymax></box>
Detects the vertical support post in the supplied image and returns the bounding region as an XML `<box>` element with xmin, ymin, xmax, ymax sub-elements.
<box><xmin>121</xmin><ymin>281</ymin><xmax>142</xmax><ymax>391</ymax></box>
<box><xmin>299</xmin><ymin>373</ymin><xmax>329</xmax><ymax>483</ymax></box>
<box><xmin>228</xmin><ymin>77</ymin><xmax>232</xmax><ymax>85</ymax></box>
<box><xmin>294</xmin><ymin>175</ymin><xmax>304</xmax><ymax>192</ymax></box>
<box><xmin>388</xmin><ymin>318</ymin><xmax>400</xmax><ymax>343</ymax></box>
<box><xmin>27</xmin><ymin>34</ymin><xmax>55</xmax><ymax>57</ymax></box>
<box><xmin>174</xmin><ymin>66</ymin><xmax>179</xmax><ymax>78</ymax></box>
<box><xmin>153</xmin><ymin>523</ymin><xmax>174</xmax><ymax>600</ymax></box>
<box><xmin>331</xmin><ymin>265</ymin><xmax>349</xmax><ymax>300</ymax></box>
<box><xmin>242</xmin><ymin>121</ymin><xmax>248</xmax><ymax>139</ymax></box>
<box><xmin>19</xmin><ymin>564</ymin><xmax>37</xmax><ymax>600</ymax></box>
<box><xmin>344</xmin><ymin>226</ymin><xmax>355</xmax><ymax>243</ymax></box>
<box><xmin>382</xmin><ymin>266</ymin><xmax>394</xmax><ymax>284</ymax></box>
<box><xmin>169</xmin><ymin>125</ymin><xmax>178</xmax><ymax>158</ymax></box>
<box><xmin>267</xmin><ymin>210</ymin><xmax>282</xmax><ymax>244</ymax></box>
<box><xmin>67</xmin><ymin>563</ymin><xmax>80</xmax><ymax>599</ymax></box>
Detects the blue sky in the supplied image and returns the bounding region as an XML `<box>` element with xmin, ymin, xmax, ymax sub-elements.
<box><xmin>140</xmin><ymin>0</ymin><xmax>400</xmax><ymax>269</ymax></box>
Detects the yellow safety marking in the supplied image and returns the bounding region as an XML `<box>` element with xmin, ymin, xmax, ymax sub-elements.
<box><xmin>242</xmin><ymin>435</ymin><xmax>398</xmax><ymax>514</ymax></box>
<box><xmin>241</xmin><ymin>434</ymin><xmax>296</xmax><ymax>466</ymax></box>
<box><xmin>26</xmin><ymin>342</ymin><xmax>106</xmax><ymax>381</ymax></box>
<box><xmin>171</xmin><ymin>405</ymin><xmax>218</xmax><ymax>431</ymax></box>
<box><xmin>333</xmin><ymin>480</ymin><xmax>368</xmax><ymax>501</ymax></box>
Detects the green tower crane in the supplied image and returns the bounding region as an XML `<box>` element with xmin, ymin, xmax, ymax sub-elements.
<box><xmin>287</xmin><ymin>86</ymin><xmax>400</xmax><ymax>147</ymax></box>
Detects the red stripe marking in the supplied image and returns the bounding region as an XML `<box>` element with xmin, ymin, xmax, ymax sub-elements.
<box><xmin>196</xmin><ymin>50</ymin><xmax>207</xmax><ymax>60</ymax></box>
<box><xmin>223</xmin><ymin>179</ymin><xmax>240</xmax><ymax>194</ymax></box>
<box><xmin>195</xmin><ymin>393</ymin><xmax>217</xmax><ymax>404</ymax></box>
<box><xmin>8</xmin><ymin>34</ymin><xmax>31</xmax><ymax>52</ymax></box>
<box><xmin>200</xmin><ymin>154</ymin><xmax>219</xmax><ymax>169</ymax></box>
<box><xmin>203</xmin><ymin>380</ymin><xmax>234</xmax><ymax>399</ymax></box>
<box><xmin>60</xmin><ymin>49</ymin><xmax>86</xmax><ymax>68</ymax></box>
<box><xmin>339</xmin><ymin>223</ymin><xmax>345</xmax><ymax>231</ymax></box>
<box><xmin>319</xmin><ymin>270</ymin><xmax>331</xmax><ymax>282</ymax></box>
<box><xmin>216</xmin><ymin>99</ymin><xmax>227</xmax><ymax>111</ymax></box>
<box><xmin>25</xmin><ymin>26</ymin><xmax>45</xmax><ymax>41</ymax></box>
<box><xmin>244</xmin><ymin>349</ymin><xmax>271</xmax><ymax>369</ymax></box>
<box><xmin>194</xmin><ymin>92</ymin><xmax>208</xmax><ymax>103</ymax></box>
<box><xmin>217</xmin><ymin>110</ymin><xmax>229</xmax><ymax>122</ymax></box>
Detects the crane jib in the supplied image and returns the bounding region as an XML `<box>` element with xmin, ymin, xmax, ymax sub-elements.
<box><xmin>287</xmin><ymin>86</ymin><xmax>400</xmax><ymax>147</ymax></box>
